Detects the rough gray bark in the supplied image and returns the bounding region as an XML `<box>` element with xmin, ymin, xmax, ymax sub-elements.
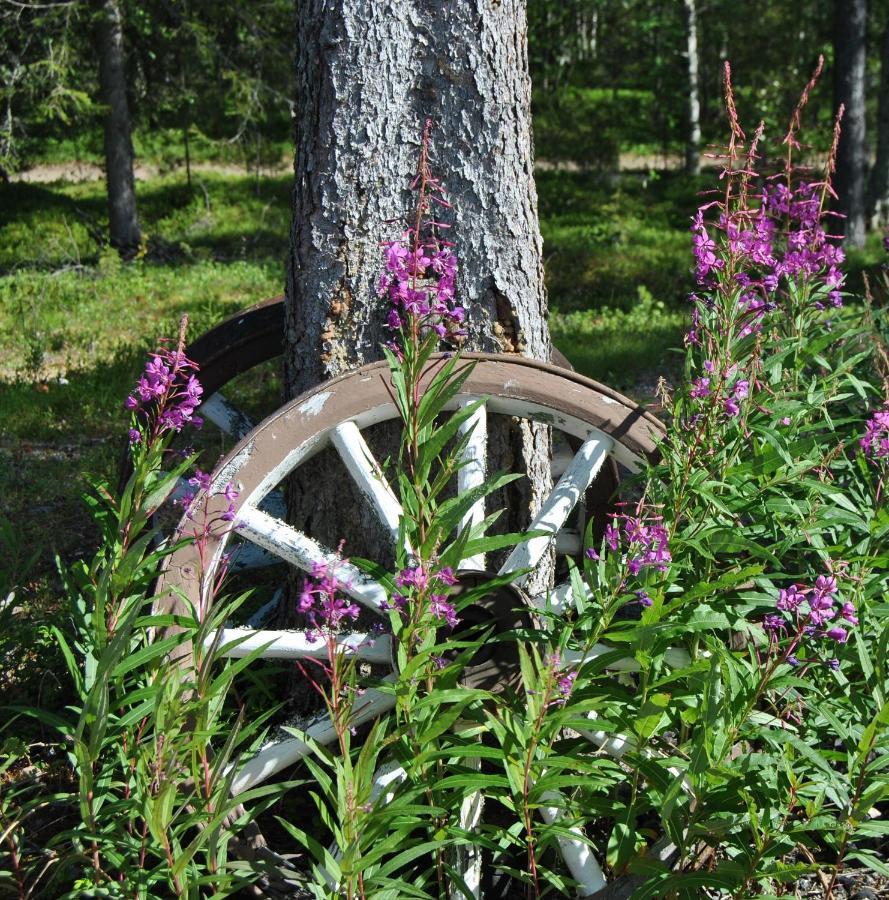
<box><xmin>284</xmin><ymin>0</ymin><xmax>551</xmax><ymax>584</ymax></box>
<box><xmin>833</xmin><ymin>0</ymin><xmax>868</xmax><ymax>249</ymax></box>
<box><xmin>683</xmin><ymin>0</ymin><xmax>701</xmax><ymax>177</ymax></box>
<box><xmin>95</xmin><ymin>0</ymin><xmax>140</xmax><ymax>254</ymax></box>
<box><xmin>868</xmin><ymin>19</ymin><xmax>889</xmax><ymax>231</ymax></box>
<box><xmin>286</xmin><ymin>0</ymin><xmax>548</xmax><ymax>397</ymax></box>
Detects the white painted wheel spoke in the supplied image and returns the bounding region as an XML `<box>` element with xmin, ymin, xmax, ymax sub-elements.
<box><xmin>230</xmin><ymin>686</ymin><xmax>396</xmax><ymax>795</ymax></box>
<box><xmin>539</xmin><ymin>791</ymin><xmax>607</xmax><ymax>894</ymax></box>
<box><xmin>200</xmin><ymin>392</ymin><xmax>255</xmax><ymax>439</ymax></box>
<box><xmin>331</xmin><ymin>421</ymin><xmax>404</xmax><ymax>547</ymax></box>
<box><xmin>208</xmin><ymin>628</ymin><xmax>392</xmax><ymax>664</ymax></box>
<box><xmin>369</xmin><ymin>760</ymin><xmax>407</xmax><ymax>805</ymax></box>
<box><xmin>457</xmin><ymin>399</ymin><xmax>488</xmax><ymax>572</ymax></box>
<box><xmin>499</xmin><ymin>435</ymin><xmax>613</xmax><ymax>585</ymax></box>
<box><xmin>530</xmin><ymin>579</ymin><xmax>582</xmax><ymax>615</ymax></box>
<box><xmin>235</xmin><ymin>506</ymin><xmax>388</xmax><ymax>613</ymax></box>
<box><xmin>449</xmin><ymin>756</ymin><xmax>484</xmax><ymax>899</ymax></box>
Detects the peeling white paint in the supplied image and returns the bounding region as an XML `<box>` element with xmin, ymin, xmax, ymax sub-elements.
<box><xmin>298</xmin><ymin>391</ymin><xmax>332</xmax><ymax>417</ymax></box>
<box><xmin>599</xmin><ymin>394</ymin><xmax>619</xmax><ymax>405</ymax></box>
<box><xmin>211</xmin><ymin>442</ymin><xmax>254</xmax><ymax>491</ymax></box>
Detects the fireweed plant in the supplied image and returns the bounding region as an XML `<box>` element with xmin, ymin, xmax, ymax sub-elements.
<box><xmin>1</xmin><ymin>320</ymin><xmax>286</xmax><ymax>897</ymax></box>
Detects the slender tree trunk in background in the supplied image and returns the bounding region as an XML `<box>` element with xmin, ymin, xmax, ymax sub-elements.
<box><xmin>285</xmin><ymin>0</ymin><xmax>551</xmax><ymax>582</ymax></box>
<box><xmin>868</xmin><ymin>19</ymin><xmax>889</xmax><ymax>231</ymax></box>
<box><xmin>95</xmin><ymin>0</ymin><xmax>140</xmax><ymax>255</ymax></box>
<box><xmin>833</xmin><ymin>0</ymin><xmax>867</xmax><ymax>249</ymax></box>
<box><xmin>577</xmin><ymin>4</ymin><xmax>597</xmax><ymax>62</ymax></box>
<box><xmin>683</xmin><ymin>0</ymin><xmax>701</xmax><ymax>177</ymax></box>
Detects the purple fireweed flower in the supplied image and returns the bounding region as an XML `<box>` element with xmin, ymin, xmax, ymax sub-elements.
<box><xmin>127</xmin><ymin>342</ymin><xmax>203</xmax><ymax>439</ymax></box>
<box><xmin>189</xmin><ymin>470</ymin><xmax>212</xmax><ymax>492</ymax></box>
<box><xmin>723</xmin><ymin>397</ymin><xmax>740</xmax><ymax>417</ymax></box>
<box><xmin>128</xmin><ymin>428</ymin><xmax>142</xmax><ymax>445</ymax></box>
<box><xmin>766</xmin><ymin>569</ymin><xmax>853</xmax><ymax>661</ymax></box>
<box><xmin>396</xmin><ymin>565</ymin><xmax>430</xmax><ymax>592</ymax></box>
<box><xmin>379</xmin><ymin>125</ymin><xmax>465</xmax><ymax>345</ymax></box>
<box><xmin>557</xmin><ymin>671</ymin><xmax>578</xmax><ymax>697</ymax></box>
<box><xmin>635</xmin><ymin>590</ymin><xmax>653</xmax><ymax>607</ymax></box>
<box><xmin>733</xmin><ymin>380</ymin><xmax>750</xmax><ymax>400</ymax></box>
<box><xmin>690</xmin><ymin>376</ymin><xmax>710</xmax><ymax>400</ymax></box>
<box><xmin>860</xmin><ymin>407</ymin><xmax>889</xmax><ymax>462</ymax></box>
<box><xmin>777</xmin><ymin>584</ymin><xmax>805</xmax><ymax>611</ymax></box>
<box><xmin>429</xmin><ymin>594</ymin><xmax>459</xmax><ymax>628</ymax></box>
<box><xmin>585</xmin><ymin>547</ymin><xmax>599</xmax><ymax>561</ymax></box>
<box><xmin>299</xmin><ymin>555</ymin><xmax>361</xmax><ymax>639</ymax></box>
<box><xmin>602</xmin><ymin>512</ymin><xmax>672</xmax><ymax>575</ymax></box>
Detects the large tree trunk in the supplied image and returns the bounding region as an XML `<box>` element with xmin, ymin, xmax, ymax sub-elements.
<box><xmin>833</xmin><ymin>0</ymin><xmax>868</xmax><ymax>249</ymax></box>
<box><xmin>284</xmin><ymin>0</ymin><xmax>551</xmax><ymax>584</ymax></box>
<box><xmin>683</xmin><ymin>0</ymin><xmax>701</xmax><ymax>177</ymax></box>
<box><xmin>868</xmin><ymin>19</ymin><xmax>889</xmax><ymax>231</ymax></box>
<box><xmin>95</xmin><ymin>0</ymin><xmax>140</xmax><ymax>255</ymax></box>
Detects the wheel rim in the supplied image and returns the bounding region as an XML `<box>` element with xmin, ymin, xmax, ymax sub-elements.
<box><xmin>154</xmin><ymin>352</ymin><xmax>667</xmax><ymax>895</ymax></box>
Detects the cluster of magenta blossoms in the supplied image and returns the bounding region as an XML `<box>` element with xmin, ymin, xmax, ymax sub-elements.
<box><xmin>379</xmin><ymin>239</ymin><xmax>465</xmax><ymax>340</ymax></box>
<box><xmin>764</xmin><ymin>573</ymin><xmax>857</xmax><ymax>667</ymax></box>
<box><xmin>378</xmin><ymin>119</ymin><xmax>466</xmax><ymax>344</ymax></box>
<box><xmin>690</xmin><ymin>359</ymin><xmax>750</xmax><ymax>419</ymax></box>
<box><xmin>545</xmin><ymin>653</ymin><xmax>578</xmax><ymax>706</ymax></box>
<box><xmin>861</xmin><ymin>406</ymin><xmax>889</xmax><ymax>463</ymax></box>
<box><xmin>125</xmin><ymin>345</ymin><xmax>203</xmax><ymax>444</ymax></box>
<box><xmin>176</xmin><ymin>469</ymin><xmax>238</xmax><ymax>522</ymax></box>
<box><xmin>587</xmin><ymin>511</ymin><xmax>671</xmax><ymax>605</ymax></box>
<box><xmin>384</xmin><ymin>564</ymin><xmax>460</xmax><ymax>629</ymax></box>
<box><xmin>300</xmin><ymin>557</ymin><xmax>362</xmax><ymax>643</ymax></box>
<box><xmin>690</xmin><ymin>179</ymin><xmax>846</xmax><ymax>339</ymax></box>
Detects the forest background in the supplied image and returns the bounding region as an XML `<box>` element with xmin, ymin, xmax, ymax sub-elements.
<box><xmin>1</xmin><ymin>0</ymin><xmax>889</xmax><ymax>588</ymax></box>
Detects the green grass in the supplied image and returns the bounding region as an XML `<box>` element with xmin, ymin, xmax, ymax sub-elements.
<box><xmin>537</xmin><ymin>169</ymin><xmax>703</xmax><ymax>313</ymax></box>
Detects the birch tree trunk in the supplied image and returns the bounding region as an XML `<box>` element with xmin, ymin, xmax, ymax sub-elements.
<box><xmin>868</xmin><ymin>19</ymin><xmax>889</xmax><ymax>231</ymax></box>
<box><xmin>683</xmin><ymin>0</ymin><xmax>701</xmax><ymax>177</ymax></box>
<box><xmin>284</xmin><ymin>0</ymin><xmax>551</xmax><ymax>576</ymax></box>
<box><xmin>95</xmin><ymin>0</ymin><xmax>140</xmax><ymax>255</ymax></box>
<box><xmin>833</xmin><ymin>0</ymin><xmax>868</xmax><ymax>249</ymax></box>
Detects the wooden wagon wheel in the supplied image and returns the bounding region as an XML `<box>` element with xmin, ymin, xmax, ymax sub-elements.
<box><xmin>128</xmin><ymin>298</ymin><xmax>619</xmax><ymax>586</ymax></box>
<box><xmin>155</xmin><ymin>353</ymin><xmax>669</xmax><ymax>896</ymax></box>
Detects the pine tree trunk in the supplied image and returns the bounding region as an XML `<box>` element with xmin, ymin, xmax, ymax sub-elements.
<box><xmin>683</xmin><ymin>0</ymin><xmax>701</xmax><ymax>177</ymax></box>
<box><xmin>868</xmin><ymin>19</ymin><xmax>889</xmax><ymax>231</ymax></box>
<box><xmin>833</xmin><ymin>0</ymin><xmax>868</xmax><ymax>249</ymax></box>
<box><xmin>284</xmin><ymin>0</ymin><xmax>551</xmax><ymax>582</ymax></box>
<box><xmin>95</xmin><ymin>0</ymin><xmax>140</xmax><ymax>255</ymax></box>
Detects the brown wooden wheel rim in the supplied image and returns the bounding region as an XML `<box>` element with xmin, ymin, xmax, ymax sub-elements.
<box><xmin>153</xmin><ymin>352</ymin><xmax>666</xmax><ymax>895</ymax></box>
